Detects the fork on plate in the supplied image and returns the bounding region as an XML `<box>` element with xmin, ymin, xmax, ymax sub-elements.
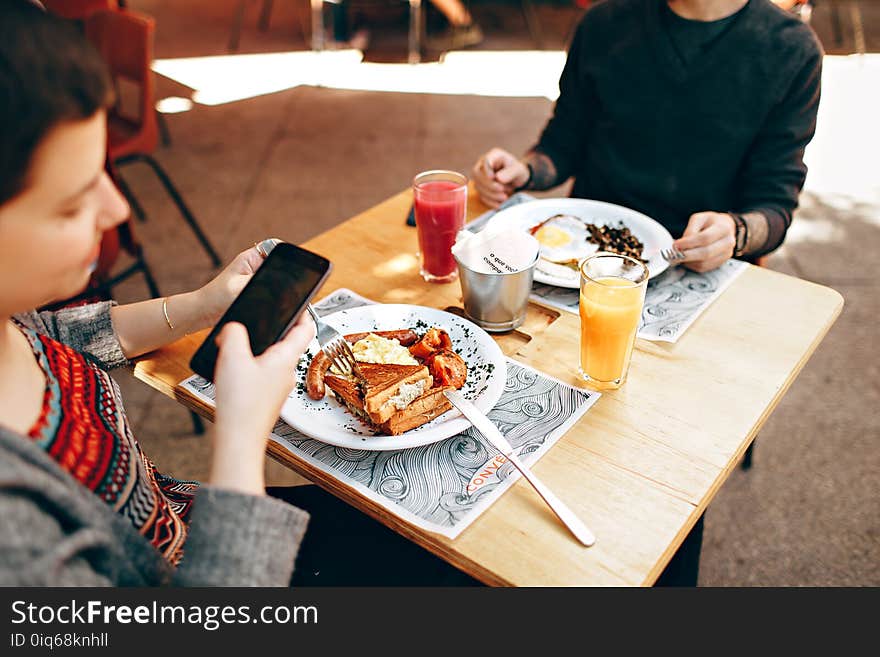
<box><xmin>305</xmin><ymin>304</ymin><xmax>362</xmax><ymax>381</ymax></box>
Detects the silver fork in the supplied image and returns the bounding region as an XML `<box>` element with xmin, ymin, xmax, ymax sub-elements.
<box><xmin>305</xmin><ymin>304</ymin><xmax>362</xmax><ymax>381</ymax></box>
<box><xmin>660</xmin><ymin>246</ymin><xmax>687</xmax><ymax>263</ymax></box>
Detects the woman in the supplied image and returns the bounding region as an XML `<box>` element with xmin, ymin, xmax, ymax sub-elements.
<box><xmin>0</xmin><ymin>1</ymin><xmax>315</xmax><ymax>586</ymax></box>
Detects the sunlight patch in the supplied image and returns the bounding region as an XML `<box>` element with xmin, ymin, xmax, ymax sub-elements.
<box><xmin>153</xmin><ymin>49</ymin><xmax>565</xmax><ymax>105</ymax></box>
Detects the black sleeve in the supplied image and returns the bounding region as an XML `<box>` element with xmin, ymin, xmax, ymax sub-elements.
<box><xmin>734</xmin><ymin>47</ymin><xmax>822</xmax><ymax>256</ymax></box>
<box><xmin>533</xmin><ymin>23</ymin><xmax>593</xmax><ymax>185</ymax></box>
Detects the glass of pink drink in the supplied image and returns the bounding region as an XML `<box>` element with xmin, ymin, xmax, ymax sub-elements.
<box><xmin>413</xmin><ymin>170</ymin><xmax>468</xmax><ymax>283</ymax></box>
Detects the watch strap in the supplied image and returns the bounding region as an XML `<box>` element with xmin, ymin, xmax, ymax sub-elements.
<box><xmin>730</xmin><ymin>212</ymin><xmax>748</xmax><ymax>257</ymax></box>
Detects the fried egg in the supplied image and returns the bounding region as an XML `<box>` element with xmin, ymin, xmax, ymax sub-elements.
<box><xmin>531</xmin><ymin>214</ymin><xmax>597</xmax><ymax>264</ymax></box>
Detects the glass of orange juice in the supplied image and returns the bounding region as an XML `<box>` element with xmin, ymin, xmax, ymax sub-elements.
<box><xmin>578</xmin><ymin>252</ymin><xmax>649</xmax><ymax>390</ymax></box>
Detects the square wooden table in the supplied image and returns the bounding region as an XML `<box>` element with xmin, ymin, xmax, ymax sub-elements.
<box><xmin>133</xmin><ymin>187</ymin><xmax>843</xmax><ymax>586</ymax></box>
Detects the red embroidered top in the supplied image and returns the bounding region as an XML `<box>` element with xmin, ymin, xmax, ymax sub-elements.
<box><xmin>20</xmin><ymin>324</ymin><xmax>197</xmax><ymax>565</ymax></box>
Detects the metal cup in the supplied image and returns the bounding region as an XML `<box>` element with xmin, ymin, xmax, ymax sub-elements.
<box><xmin>454</xmin><ymin>251</ymin><xmax>539</xmax><ymax>332</ymax></box>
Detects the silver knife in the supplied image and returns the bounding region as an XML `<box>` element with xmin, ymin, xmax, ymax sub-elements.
<box><xmin>443</xmin><ymin>389</ymin><xmax>596</xmax><ymax>547</ymax></box>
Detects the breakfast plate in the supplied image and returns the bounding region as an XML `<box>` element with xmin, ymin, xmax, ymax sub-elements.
<box><xmin>280</xmin><ymin>304</ymin><xmax>506</xmax><ymax>451</ymax></box>
<box><xmin>485</xmin><ymin>198</ymin><xmax>674</xmax><ymax>288</ymax></box>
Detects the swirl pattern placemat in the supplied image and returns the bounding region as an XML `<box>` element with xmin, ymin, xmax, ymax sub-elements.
<box><xmin>531</xmin><ymin>260</ymin><xmax>747</xmax><ymax>342</ymax></box>
<box><xmin>468</xmin><ymin>194</ymin><xmax>748</xmax><ymax>343</ymax></box>
<box><xmin>180</xmin><ymin>289</ymin><xmax>599</xmax><ymax>538</ymax></box>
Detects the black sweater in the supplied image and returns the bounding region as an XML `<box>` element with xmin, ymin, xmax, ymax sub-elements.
<box><xmin>535</xmin><ymin>0</ymin><xmax>822</xmax><ymax>254</ymax></box>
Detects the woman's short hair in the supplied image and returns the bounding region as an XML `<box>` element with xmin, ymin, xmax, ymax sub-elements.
<box><xmin>0</xmin><ymin>0</ymin><xmax>113</xmax><ymax>205</ymax></box>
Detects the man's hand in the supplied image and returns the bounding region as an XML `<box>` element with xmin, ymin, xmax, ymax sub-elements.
<box><xmin>471</xmin><ymin>148</ymin><xmax>530</xmax><ymax>208</ymax></box>
<box><xmin>673</xmin><ymin>212</ymin><xmax>737</xmax><ymax>273</ymax></box>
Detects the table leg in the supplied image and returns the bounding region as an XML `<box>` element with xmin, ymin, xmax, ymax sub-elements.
<box><xmin>655</xmin><ymin>515</ymin><xmax>704</xmax><ymax>587</ymax></box>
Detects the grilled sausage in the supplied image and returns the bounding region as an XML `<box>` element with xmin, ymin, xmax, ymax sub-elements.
<box><xmin>305</xmin><ymin>351</ymin><xmax>332</xmax><ymax>400</ymax></box>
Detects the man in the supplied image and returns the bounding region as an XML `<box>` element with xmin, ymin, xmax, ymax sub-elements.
<box><xmin>472</xmin><ymin>0</ymin><xmax>822</xmax><ymax>272</ymax></box>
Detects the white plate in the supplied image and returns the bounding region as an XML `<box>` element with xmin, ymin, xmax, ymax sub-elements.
<box><xmin>485</xmin><ymin>198</ymin><xmax>674</xmax><ymax>288</ymax></box>
<box><xmin>280</xmin><ymin>304</ymin><xmax>506</xmax><ymax>451</ymax></box>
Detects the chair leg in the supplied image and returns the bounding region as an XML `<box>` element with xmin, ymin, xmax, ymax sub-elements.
<box><xmin>96</xmin><ymin>224</ymin><xmax>206</xmax><ymax>437</ymax></box>
<box><xmin>135</xmin><ymin>260</ymin><xmax>204</xmax><ymax>436</ymax></box>
<box><xmin>521</xmin><ymin>0</ymin><xmax>544</xmax><ymax>50</ymax></box>
<box><xmin>229</xmin><ymin>0</ymin><xmax>247</xmax><ymax>51</ymax></box>
<box><xmin>114</xmin><ymin>171</ymin><xmax>149</xmax><ymax>223</ymax></box>
<box><xmin>156</xmin><ymin>109</ymin><xmax>172</xmax><ymax>147</ymax></box>
<box><xmin>258</xmin><ymin>0</ymin><xmax>274</xmax><ymax>31</ymax></box>
<box><xmin>290</xmin><ymin>0</ymin><xmax>308</xmax><ymax>40</ymax></box>
<box><xmin>125</xmin><ymin>154</ymin><xmax>223</xmax><ymax>268</ymax></box>
<box><xmin>134</xmin><ymin>250</ymin><xmax>162</xmax><ymax>299</ymax></box>
<box><xmin>830</xmin><ymin>0</ymin><xmax>844</xmax><ymax>45</ymax></box>
<box><xmin>134</xmin><ymin>257</ymin><xmax>201</xmax><ymax>434</ymax></box>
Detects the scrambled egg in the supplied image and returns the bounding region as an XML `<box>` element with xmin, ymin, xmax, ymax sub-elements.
<box><xmin>351</xmin><ymin>334</ymin><xmax>418</xmax><ymax>366</ymax></box>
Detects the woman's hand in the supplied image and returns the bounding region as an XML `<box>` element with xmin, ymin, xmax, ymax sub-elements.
<box><xmin>196</xmin><ymin>244</ymin><xmax>270</xmax><ymax>327</ymax></box>
<box><xmin>111</xmin><ymin>241</ymin><xmax>282</xmax><ymax>359</ymax></box>
<box><xmin>209</xmin><ymin>314</ymin><xmax>316</xmax><ymax>496</ymax></box>
<box><xmin>673</xmin><ymin>212</ymin><xmax>737</xmax><ymax>273</ymax></box>
<box><xmin>471</xmin><ymin>148</ymin><xmax>530</xmax><ymax>208</ymax></box>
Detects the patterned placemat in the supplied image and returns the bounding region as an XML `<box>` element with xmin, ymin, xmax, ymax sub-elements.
<box><xmin>468</xmin><ymin>194</ymin><xmax>748</xmax><ymax>343</ymax></box>
<box><xmin>531</xmin><ymin>260</ymin><xmax>748</xmax><ymax>342</ymax></box>
<box><xmin>180</xmin><ymin>289</ymin><xmax>600</xmax><ymax>538</ymax></box>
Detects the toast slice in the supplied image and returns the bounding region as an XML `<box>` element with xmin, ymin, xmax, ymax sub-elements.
<box><xmin>359</xmin><ymin>363</ymin><xmax>432</xmax><ymax>423</ymax></box>
<box><xmin>324</xmin><ymin>363</ymin><xmax>450</xmax><ymax>434</ymax></box>
<box><xmin>322</xmin><ymin>373</ymin><xmax>363</xmax><ymax>415</ymax></box>
<box><xmin>378</xmin><ymin>385</ymin><xmax>454</xmax><ymax>435</ymax></box>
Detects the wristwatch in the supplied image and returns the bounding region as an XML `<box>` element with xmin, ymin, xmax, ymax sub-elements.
<box><xmin>730</xmin><ymin>213</ymin><xmax>747</xmax><ymax>257</ymax></box>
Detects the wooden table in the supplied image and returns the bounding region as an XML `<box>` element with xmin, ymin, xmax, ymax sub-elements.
<box><xmin>133</xmin><ymin>187</ymin><xmax>843</xmax><ymax>586</ymax></box>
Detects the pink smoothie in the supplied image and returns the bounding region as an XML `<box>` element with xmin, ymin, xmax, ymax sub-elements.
<box><xmin>414</xmin><ymin>180</ymin><xmax>466</xmax><ymax>281</ymax></box>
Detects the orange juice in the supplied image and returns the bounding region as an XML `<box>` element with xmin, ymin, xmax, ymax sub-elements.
<box><xmin>579</xmin><ymin>276</ymin><xmax>645</xmax><ymax>388</ymax></box>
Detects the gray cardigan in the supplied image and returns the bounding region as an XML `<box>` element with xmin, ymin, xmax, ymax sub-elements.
<box><xmin>1</xmin><ymin>302</ymin><xmax>309</xmax><ymax>586</ymax></box>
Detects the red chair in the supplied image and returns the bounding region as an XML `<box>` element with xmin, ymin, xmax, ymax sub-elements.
<box><xmin>42</xmin><ymin>1</ymin><xmax>173</xmax><ymax>144</ymax></box>
<box><xmin>85</xmin><ymin>8</ymin><xmax>221</xmax><ymax>267</ymax></box>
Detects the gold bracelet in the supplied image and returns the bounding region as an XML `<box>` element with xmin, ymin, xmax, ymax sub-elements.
<box><xmin>162</xmin><ymin>297</ymin><xmax>175</xmax><ymax>331</ymax></box>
